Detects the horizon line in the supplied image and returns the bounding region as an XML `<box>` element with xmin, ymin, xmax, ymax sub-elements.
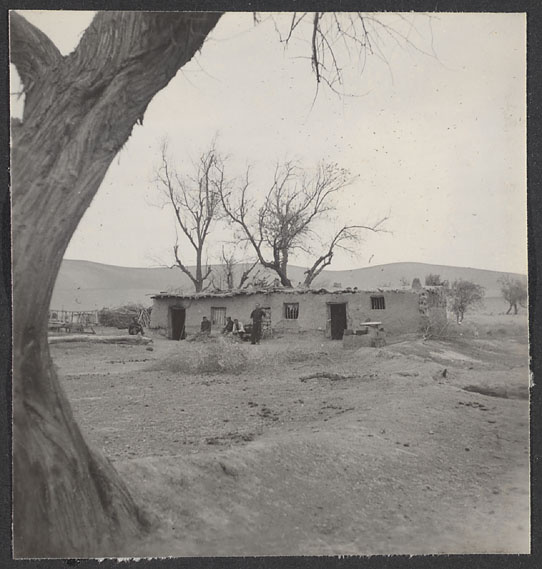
<box><xmin>61</xmin><ymin>258</ymin><xmax>528</xmax><ymax>276</ymax></box>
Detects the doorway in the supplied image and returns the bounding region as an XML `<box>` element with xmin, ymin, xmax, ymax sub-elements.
<box><xmin>329</xmin><ymin>303</ymin><xmax>347</xmax><ymax>340</ymax></box>
<box><xmin>170</xmin><ymin>307</ymin><xmax>186</xmax><ymax>340</ymax></box>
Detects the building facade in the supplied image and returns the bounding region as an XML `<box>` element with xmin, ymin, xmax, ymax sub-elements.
<box><xmin>150</xmin><ymin>287</ymin><xmax>446</xmax><ymax>340</ymax></box>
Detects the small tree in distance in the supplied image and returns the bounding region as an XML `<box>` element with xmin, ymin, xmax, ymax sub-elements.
<box><xmin>499</xmin><ymin>275</ymin><xmax>527</xmax><ymax>315</ymax></box>
<box><xmin>425</xmin><ymin>273</ymin><xmax>448</xmax><ymax>286</ymax></box>
<box><xmin>447</xmin><ymin>280</ymin><xmax>485</xmax><ymax>323</ymax></box>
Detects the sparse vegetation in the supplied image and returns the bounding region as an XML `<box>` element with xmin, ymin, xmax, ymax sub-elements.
<box><xmin>51</xmin><ymin>312</ymin><xmax>530</xmax><ymax>556</ymax></box>
<box><xmin>146</xmin><ymin>336</ymin><xmax>249</xmax><ymax>375</ymax></box>
<box><xmin>420</xmin><ymin>309</ymin><xmax>451</xmax><ymax>340</ymax></box>
<box><xmin>425</xmin><ymin>273</ymin><xmax>448</xmax><ymax>287</ymax></box>
<box><xmin>447</xmin><ymin>280</ymin><xmax>485</xmax><ymax>323</ymax></box>
<box><xmin>498</xmin><ymin>275</ymin><xmax>527</xmax><ymax>315</ymax></box>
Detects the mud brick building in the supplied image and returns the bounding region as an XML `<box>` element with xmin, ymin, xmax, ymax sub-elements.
<box><xmin>150</xmin><ymin>286</ymin><xmax>446</xmax><ymax>340</ymax></box>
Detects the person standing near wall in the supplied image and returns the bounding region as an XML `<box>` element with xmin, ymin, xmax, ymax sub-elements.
<box><xmin>249</xmin><ymin>303</ymin><xmax>266</xmax><ymax>345</ymax></box>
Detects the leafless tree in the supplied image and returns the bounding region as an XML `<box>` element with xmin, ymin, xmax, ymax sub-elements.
<box><xmin>9</xmin><ymin>10</ymin><xmax>426</xmax><ymax>557</ymax></box>
<box><xmin>155</xmin><ymin>141</ymin><xmax>224</xmax><ymax>292</ymax></box>
<box><xmin>220</xmin><ymin>161</ymin><xmax>385</xmax><ymax>287</ymax></box>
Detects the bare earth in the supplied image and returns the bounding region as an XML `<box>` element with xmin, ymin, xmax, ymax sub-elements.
<box><xmin>51</xmin><ymin>312</ymin><xmax>530</xmax><ymax>556</ymax></box>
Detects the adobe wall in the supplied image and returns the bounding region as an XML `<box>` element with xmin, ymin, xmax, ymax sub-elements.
<box><xmin>151</xmin><ymin>289</ymin><xmax>432</xmax><ymax>338</ymax></box>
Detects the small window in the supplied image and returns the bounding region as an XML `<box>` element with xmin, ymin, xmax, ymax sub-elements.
<box><xmin>284</xmin><ymin>302</ymin><xmax>299</xmax><ymax>320</ymax></box>
<box><xmin>371</xmin><ymin>296</ymin><xmax>386</xmax><ymax>310</ymax></box>
<box><xmin>211</xmin><ymin>307</ymin><xmax>227</xmax><ymax>326</ymax></box>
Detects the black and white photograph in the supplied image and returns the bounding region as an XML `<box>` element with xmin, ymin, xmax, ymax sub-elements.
<box><xmin>10</xmin><ymin>9</ymin><xmax>529</xmax><ymax>558</ymax></box>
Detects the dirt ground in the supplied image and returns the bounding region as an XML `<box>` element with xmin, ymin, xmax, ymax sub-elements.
<box><xmin>51</xmin><ymin>310</ymin><xmax>530</xmax><ymax>556</ymax></box>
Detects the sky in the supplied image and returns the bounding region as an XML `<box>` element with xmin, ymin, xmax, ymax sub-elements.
<box><xmin>10</xmin><ymin>11</ymin><xmax>527</xmax><ymax>274</ymax></box>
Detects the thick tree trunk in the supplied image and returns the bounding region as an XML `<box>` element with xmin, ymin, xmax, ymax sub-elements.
<box><xmin>11</xmin><ymin>11</ymin><xmax>222</xmax><ymax>556</ymax></box>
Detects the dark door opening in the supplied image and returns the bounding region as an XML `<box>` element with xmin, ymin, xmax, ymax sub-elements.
<box><xmin>329</xmin><ymin>303</ymin><xmax>347</xmax><ymax>340</ymax></box>
<box><xmin>170</xmin><ymin>307</ymin><xmax>186</xmax><ymax>340</ymax></box>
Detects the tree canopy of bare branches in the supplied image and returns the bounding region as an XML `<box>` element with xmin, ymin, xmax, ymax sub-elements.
<box><xmin>155</xmin><ymin>141</ymin><xmax>225</xmax><ymax>292</ymax></box>
<box><xmin>220</xmin><ymin>161</ymin><xmax>385</xmax><ymax>287</ymax></box>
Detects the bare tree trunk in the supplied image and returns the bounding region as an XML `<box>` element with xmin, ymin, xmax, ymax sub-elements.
<box><xmin>278</xmin><ymin>271</ymin><xmax>293</xmax><ymax>288</ymax></box>
<box><xmin>195</xmin><ymin>249</ymin><xmax>203</xmax><ymax>292</ymax></box>
<box><xmin>11</xmin><ymin>11</ymin><xmax>222</xmax><ymax>556</ymax></box>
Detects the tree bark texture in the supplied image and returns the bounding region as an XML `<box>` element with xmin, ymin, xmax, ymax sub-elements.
<box><xmin>10</xmin><ymin>11</ymin><xmax>222</xmax><ymax>556</ymax></box>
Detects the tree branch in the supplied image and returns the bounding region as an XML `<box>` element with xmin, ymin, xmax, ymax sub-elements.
<box><xmin>10</xmin><ymin>12</ymin><xmax>63</xmax><ymax>91</ymax></box>
<box><xmin>173</xmin><ymin>244</ymin><xmax>198</xmax><ymax>287</ymax></box>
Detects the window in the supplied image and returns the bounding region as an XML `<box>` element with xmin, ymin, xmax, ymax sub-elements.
<box><xmin>211</xmin><ymin>307</ymin><xmax>227</xmax><ymax>326</ymax></box>
<box><xmin>371</xmin><ymin>296</ymin><xmax>386</xmax><ymax>310</ymax></box>
<box><xmin>284</xmin><ymin>302</ymin><xmax>299</xmax><ymax>320</ymax></box>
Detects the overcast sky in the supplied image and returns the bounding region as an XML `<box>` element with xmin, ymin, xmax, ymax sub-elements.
<box><xmin>11</xmin><ymin>11</ymin><xmax>527</xmax><ymax>274</ymax></box>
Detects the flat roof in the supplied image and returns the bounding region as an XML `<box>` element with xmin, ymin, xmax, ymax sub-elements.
<box><xmin>151</xmin><ymin>286</ymin><xmax>438</xmax><ymax>301</ymax></box>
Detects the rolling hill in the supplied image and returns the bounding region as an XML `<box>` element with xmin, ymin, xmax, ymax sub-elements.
<box><xmin>50</xmin><ymin>259</ymin><xmax>526</xmax><ymax>311</ymax></box>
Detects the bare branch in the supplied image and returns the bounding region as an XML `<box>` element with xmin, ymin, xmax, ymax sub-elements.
<box><xmin>303</xmin><ymin>219</ymin><xmax>388</xmax><ymax>287</ymax></box>
<box><xmin>173</xmin><ymin>243</ymin><xmax>198</xmax><ymax>288</ymax></box>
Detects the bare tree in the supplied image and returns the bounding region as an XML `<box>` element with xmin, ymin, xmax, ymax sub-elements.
<box><xmin>155</xmin><ymin>141</ymin><xmax>224</xmax><ymax>292</ymax></box>
<box><xmin>220</xmin><ymin>161</ymin><xmax>384</xmax><ymax>287</ymax></box>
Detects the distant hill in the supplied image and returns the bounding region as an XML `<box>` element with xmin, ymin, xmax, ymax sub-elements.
<box><xmin>50</xmin><ymin>259</ymin><xmax>526</xmax><ymax>311</ymax></box>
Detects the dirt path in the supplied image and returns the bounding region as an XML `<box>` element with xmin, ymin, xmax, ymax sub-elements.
<box><xmin>52</xmin><ymin>331</ymin><xmax>530</xmax><ymax>555</ymax></box>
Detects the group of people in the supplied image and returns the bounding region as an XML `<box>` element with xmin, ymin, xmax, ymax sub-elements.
<box><xmin>221</xmin><ymin>316</ymin><xmax>246</xmax><ymax>338</ymax></box>
<box><xmin>200</xmin><ymin>303</ymin><xmax>267</xmax><ymax>345</ymax></box>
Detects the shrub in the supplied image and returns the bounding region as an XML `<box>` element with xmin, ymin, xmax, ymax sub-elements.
<box><xmin>147</xmin><ymin>336</ymin><xmax>249</xmax><ymax>375</ymax></box>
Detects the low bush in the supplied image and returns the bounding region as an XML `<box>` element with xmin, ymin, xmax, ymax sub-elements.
<box><xmin>147</xmin><ymin>336</ymin><xmax>249</xmax><ymax>375</ymax></box>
